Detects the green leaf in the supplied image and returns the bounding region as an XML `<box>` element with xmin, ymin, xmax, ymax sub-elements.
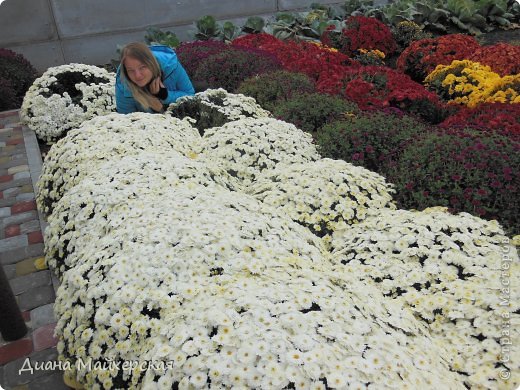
<box><xmin>242</xmin><ymin>16</ymin><xmax>265</xmax><ymax>33</ymax></box>
<box><xmin>276</xmin><ymin>13</ymin><xmax>296</xmax><ymax>24</ymax></box>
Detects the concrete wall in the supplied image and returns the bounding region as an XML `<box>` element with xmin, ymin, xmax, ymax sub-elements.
<box><xmin>0</xmin><ymin>0</ymin><xmax>350</xmax><ymax>72</ymax></box>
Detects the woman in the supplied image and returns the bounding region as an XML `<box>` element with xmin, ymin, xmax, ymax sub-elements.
<box><xmin>115</xmin><ymin>42</ymin><xmax>194</xmax><ymax>114</ymax></box>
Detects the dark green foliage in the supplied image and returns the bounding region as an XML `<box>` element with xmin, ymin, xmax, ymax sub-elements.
<box><xmin>271</xmin><ymin>92</ymin><xmax>358</xmax><ymax>134</ymax></box>
<box><xmin>236</xmin><ymin>71</ymin><xmax>316</xmax><ymax>112</ymax></box>
<box><xmin>316</xmin><ymin>110</ymin><xmax>426</xmax><ymax>172</ymax></box>
<box><xmin>384</xmin><ymin>128</ymin><xmax>520</xmax><ymax>234</ymax></box>
<box><xmin>0</xmin><ymin>77</ymin><xmax>16</xmax><ymax>111</ymax></box>
<box><xmin>40</xmin><ymin>71</ymin><xmax>110</xmax><ymax>108</ymax></box>
<box><xmin>193</xmin><ymin>47</ymin><xmax>282</xmax><ymax>92</ymax></box>
<box><xmin>144</xmin><ymin>26</ymin><xmax>180</xmax><ymax>48</ymax></box>
<box><xmin>0</xmin><ymin>48</ymin><xmax>38</xmax><ymax>109</ymax></box>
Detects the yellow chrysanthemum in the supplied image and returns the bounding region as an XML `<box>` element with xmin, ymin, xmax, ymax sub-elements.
<box><xmin>425</xmin><ymin>60</ymin><xmax>520</xmax><ymax>108</ymax></box>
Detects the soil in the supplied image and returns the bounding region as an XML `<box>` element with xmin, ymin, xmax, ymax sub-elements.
<box><xmin>476</xmin><ymin>27</ymin><xmax>520</xmax><ymax>46</ymax></box>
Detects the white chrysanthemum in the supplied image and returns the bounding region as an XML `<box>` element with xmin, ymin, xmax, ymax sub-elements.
<box><xmin>331</xmin><ymin>207</ymin><xmax>520</xmax><ymax>388</ymax></box>
<box><xmin>250</xmin><ymin>158</ymin><xmax>396</xmax><ymax>239</ymax></box>
<box><xmin>53</xmin><ymin>185</ymin><xmax>462</xmax><ymax>389</ymax></box>
<box><xmin>20</xmin><ymin>63</ymin><xmax>116</xmax><ymax>144</ymax></box>
<box><xmin>167</xmin><ymin>88</ymin><xmax>271</xmax><ymax>134</ymax></box>
<box><xmin>36</xmin><ymin>112</ymin><xmax>200</xmax><ymax>216</ymax></box>
<box><xmin>199</xmin><ymin>117</ymin><xmax>320</xmax><ymax>187</ymax></box>
<box><xmin>44</xmin><ymin>151</ymin><xmax>242</xmax><ymax>278</ymax></box>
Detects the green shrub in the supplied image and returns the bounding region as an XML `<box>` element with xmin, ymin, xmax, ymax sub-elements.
<box><xmin>236</xmin><ymin>70</ymin><xmax>316</xmax><ymax>112</ymax></box>
<box><xmin>193</xmin><ymin>46</ymin><xmax>282</xmax><ymax>92</ymax></box>
<box><xmin>271</xmin><ymin>92</ymin><xmax>358</xmax><ymax>134</ymax></box>
<box><xmin>0</xmin><ymin>48</ymin><xmax>38</xmax><ymax>109</ymax></box>
<box><xmin>384</xmin><ymin>128</ymin><xmax>520</xmax><ymax>234</ymax></box>
<box><xmin>0</xmin><ymin>77</ymin><xmax>16</xmax><ymax>111</ymax></box>
<box><xmin>316</xmin><ymin>110</ymin><xmax>427</xmax><ymax>173</ymax></box>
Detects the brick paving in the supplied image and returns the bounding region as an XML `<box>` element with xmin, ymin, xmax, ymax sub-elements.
<box><xmin>0</xmin><ymin>110</ymin><xmax>70</xmax><ymax>389</ymax></box>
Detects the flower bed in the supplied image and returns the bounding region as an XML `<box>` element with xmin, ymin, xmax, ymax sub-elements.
<box><xmin>20</xmin><ymin>64</ymin><xmax>116</xmax><ymax>144</ymax></box>
<box><xmin>37</xmin><ymin>112</ymin><xmax>200</xmax><ymax>216</ymax></box>
<box><xmin>24</xmin><ymin>17</ymin><xmax>520</xmax><ymax>389</ymax></box>
<box><xmin>167</xmin><ymin>88</ymin><xmax>270</xmax><ymax>135</ymax></box>
<box><xmin>330</xmin><ymin>207</ymin><xmax>519</xmax><ymax>389</ymax></box>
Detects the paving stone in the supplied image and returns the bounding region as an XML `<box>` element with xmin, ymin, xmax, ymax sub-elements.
<box><xmin>3</xmin><ymin>263</ymin><xmax>17</xmax><ymax>279</ymax></box>
<box><xmin>15</xmin><ymin>258</ymin><xmax>38</xmax><ymax>276</ymax></box>
<box><xmin>13</xmin><ymin>172</ymin><xmax>31</xmax><ymax>181</ymax></box>
<box><xmin>20</xmin><ymin>220</ymin><xmax>40</xmax><ymax>234</ymax></box>
<box><xmin>8</xmin><ymin>165</ymin><xmax>30</xmax><ymax>175</ymax></box>
<box><xmin>0</xmin><ymin>235</ymin><xmax>28</xmax><ymax>252</ymax></box>
<box><xmin>30</xmin><ymin>304</ymin><xmax>56</xmax><ymax>330</ymax></box>
<box><xmin>0</xmin><ymin>174</ymin><xmax>14</xmax><ymax>183</ymax></box>
<box><xmin>27</xmin><ymin>371</ymin><xmax>70</xmax><ymax>390</ymax></box>
<box><xmin>32</xmin><ymin>323</ymin><xmax>57</xmax><ymax>352</ymax></box>
<box><xmin>2</xmin><ymin>186</ymin><xmax>21</xmax><ymax>198</ymax></box>
<box><xmin>6</xmin><ymin>138</ymin><xmax>24</xmax><ymax>146</ymax></box>
<box><xmin>0</xmin><ymin>243</ymin><xmax>45</xmax><ymax>265</ymax></box>
<box><xmin>28</xmin><ymin>232</ymin><xmax>43</xmax><ymax>245</ymax></box>
<box><xmin>6</xmin><ymin>158</ymin><xmax>29</xmax><ymax>169</ymax></box>
<box><xmin>3</xmin><ymin>347</ymin><xmax>59</xmax><ymax>387</ymax></box>
<box><xmin>0</xmin><ymin>156</ymin><xmax>9</xmax><ymax>164</ymax></box>
<box><xmin>0</xmin><ymin>206</ymin><xmax>11</xmax><ymax>217</ymax></box>
<box><xmin>0</xmin><ymin>141</ymin><xmax>6</xmax><ymax>147</ymax></box>
<box><xmin>10</xmin><ymin>270</ymin><xmax>51</xmax><ymax>295</ymax></box>
<box><xmin>17</xmin><ymin>285</ymin><xmax>55</xmax><ymax>312</ymax></box>
<box><xmin>19</xmin><ymin>185</ymin><xmax>34</xmax><ymax>194</ymax></box>
<box><xmin>0</xmin><ymin>145</ymin><xmax>24</xmax><ymax>158</ymax></box>
<box><xmin>16</xmin><ymin>193</ymin><xmax>36</xmax><ymax>202</ymax></box>
<box><xmin>5</xmin><ymin>224</ymin><xmax>21</xmax><ymax>238</ymax></box>
<box><xmin>11</xmin><ymin>201</ymin><xmax>37</xmax><ymax>215</ymax></box>
<box><xmin>2</xmin><ymin>211</ymin><xmax>38</xmax><ymax>228</ymax></box>
<box><xmin>0</xmin><ymin>197</ymin><xmax>20</xmax><ymax>208</ymax></box>
<box><xmin>0</xmin><ymin>178</ymin><xmax>32</xmax><ymax>191</ymax></box>
<box><xmin>0</xmin><ymin>338</ymin><xmax>33</xmax><ymax>366</ymax></box>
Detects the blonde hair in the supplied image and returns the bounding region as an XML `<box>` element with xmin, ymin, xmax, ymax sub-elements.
<box><xmin>120</xmin><ymin>42</ymin><xmax>162</xmax><ymax>111</ymax></box>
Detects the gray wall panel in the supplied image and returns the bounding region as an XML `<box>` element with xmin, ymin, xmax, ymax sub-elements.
<box><xmin>0</xmin><ymin>0</ymin><xmax>57</xmax><ymax>46</ymax></box>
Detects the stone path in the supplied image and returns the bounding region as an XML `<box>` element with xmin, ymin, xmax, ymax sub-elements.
<box><xmin>0</xmin><ymin>110</ymin><xmax>69</xmax><ymax>389</ymax></box>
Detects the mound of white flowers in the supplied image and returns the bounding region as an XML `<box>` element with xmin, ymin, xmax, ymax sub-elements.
<box><xmin>54</xmin><ymin>184</ymin><xmax>464</xmax><ymax>389</ymax></box>
<box><xmin>331</xmin><ymin>207</ymin><xmax>520</xmax><ymax>389</ymax></box>
<box><xmin>250</xmin><ymin>158</ymin><xmax>396</xmax><ymax>240</ymax></box>
<box><xmin>36</xmin><ymin>112</ymin><xmax>200</xmax><ymax>216</ymax></box>
<box><xmin>199</xmin><ymin>117</ymin><xmax>320</xmax><ymax>188</ymax></box>
<box><xmin>45</xmin><ymin>151</ymin><xmax>242</xmax><ymax>279</ymax></box>
<box><xmin>167</xmin><ymin>88</ymin><xmax>271</xmax><ymax>135</ymax></box>
<box><xmin>41</xmin><ymin>108</ymin><xmax>519</xmax><ymax>389</ymax></box>
<box><xmin>20</xmin><ymin>64</ymin><xmax>116</xmax><ymax>144</ymax></box>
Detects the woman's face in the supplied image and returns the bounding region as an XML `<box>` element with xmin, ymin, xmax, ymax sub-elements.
<box><xmin>124</xmin><ymin>56</ymin><xmax>153</xmax><ymax>88</ymax></box>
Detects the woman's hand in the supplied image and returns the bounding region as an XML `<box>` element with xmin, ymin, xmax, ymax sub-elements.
<box><xmin>148</xmin><ymin>76</ymin><xmax>165</xmax><ymax>95</ymax></box>
<box><xmin>149</xmin><ymin>97</ymin><xmax>164</xmax><ymax>113</ymax></box>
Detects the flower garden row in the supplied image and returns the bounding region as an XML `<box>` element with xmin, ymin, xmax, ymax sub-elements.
<box><xmin>16</xmin><ymin>17</ymin><xmax>520</xmax><ymax>235</ymax></box>
<box><xmin>4</xmin><ymin>11</ymin><xmax>520</xmax><ymax>389</ymax></box>
<box><xmin>32</xmin><ymin>91</ymin><xmax>520</xmax><ymax>388</ymax></box>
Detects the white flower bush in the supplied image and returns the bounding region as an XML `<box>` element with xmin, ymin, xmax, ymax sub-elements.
<box><xmin>20</xmin><ymin>64</ymin><xmax>116</xmax><ymax>144</ymax></box>
<box><xmin>36</xmin><ymin>112</ymin><xmax>200</xmax><ymax>216</ymax></box>
<box><xmin>167</xmin><ymin>88</ymin><xmax>271</xmax><ymax>135</ymax></box>
<box><xmin>40</xmin><ymin>107</ymin><xmax>520</xmax><ymax>389</ymax></box>
<box><xmin>45</xmin><ymin>151</ymin><xmax>242</xmax><ymax>279</ymax></box>
<box><xmin>54</xmin><ymin>184</ymin><xmax>463</xmax><ymax>389</ymax></box>
<box><xmin>200</xmin><ymin>117</ymin><xmax>320</xmax><ymax>188</ymax></box>
<box><xmin>331</xmin><ymin>207</ymin><xmax>520</xmax><ymax>389</ymax></box>
<box><xmin>250</xmin><ymin>158</ymin><xmax>396</xmax><ymax>240</ymax></box>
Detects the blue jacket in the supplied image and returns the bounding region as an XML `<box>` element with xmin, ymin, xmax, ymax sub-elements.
<box><xmin>115</xmin><ymin>45</ymin><xmax>194</xmax><ymax>114</ymax></box>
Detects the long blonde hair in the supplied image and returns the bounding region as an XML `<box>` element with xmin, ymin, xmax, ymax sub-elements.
<box><xmin>120</xmin><ymin>42</ymin><xmax>162</xmax><ymax>111</ymax></box>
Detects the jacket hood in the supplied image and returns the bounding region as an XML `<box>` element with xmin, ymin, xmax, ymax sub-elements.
<box><xmin>116</xmin><ymin>45</ymin><xmax>179</xmax><ymax>97</ymax></box>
